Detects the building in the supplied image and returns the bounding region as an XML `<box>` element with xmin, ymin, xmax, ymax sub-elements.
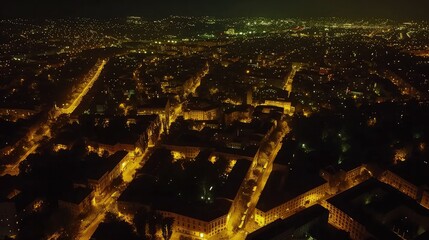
<box><xmin>262</xmin><ymin>99</ymin><xmax>293</xmax><ymax>114</ymax></box>
<box><xmin>247</xmin><ymin>205</ymin><xmax>350</xmax><ymax>240</ymax></box>
<box><xmin>162</xmin><ymin>144</ymin><xmax>202</xmax><ymax>159</ymax></box>
<box><xmin>183</xmin><ymin>98</ymin><xmax>220</xmax><ymax>121</ymax></box>
<box><xmin>324</xmin><ymin>178</ymin><xmax>429</xmax><ymax>240</ymax></box>
<box><xmin>118</xmin><ymin>177</ymin><xmax>232</xmax><ymax>240</ymax></box>
<box><xmin>210</xmin><ymin>149</ymin><xmax>256</xmax><ymax>162</ymax></box>
<box><xmin>218</xmin><ymin>160</ymin><xmax>252</xmax><ymax>201</ymax></box>
<box><xmin>85</xmin><ymin>115</ymin><xmax>161</xmax><ymax>155</ymax></box>
<box><xmin>255</xmin><ymin>162</ymin><xmax>371</xmax><ymax>227</ymax></box>
<box><xmin>379</xmin><ymin>170</ymin><xmax>419</xmax><ymax>200</ymax></box>
<box><xmin>255</xmin><ymin>181</ymin><xmax>329</xmax><ymax>227</ymax></box>
<box><xmin>117</xmin><ymin>149</ymin><xmax>251</xmax><ymax>239</ymax></box>
<box><xmin>84</xmin><ymin>151</ymin><xmax>129</xmax><ymax>196</ymax></box>
<box><xmin>378</xmin><ymin>170</ymin><xmax>429</xmax><ymax>209</ymax></box>
<box><xmin>422</xmin><ymin>191</ymin><xmax>429</xmax><ymax>209</ymax></box>
<box><xmin>87</xmin><ymin>142</ymin><xmax>134</xmax><ymax>155</ymax></box>
<box><xmin>58</xmin><ymin>187</ymin><xmax>94</xmax><ymax>216</ymax></box>
<box><xmin>137</xmin><ymin>98</ymin><xmax>171</xmax><ymax>132</ymax></box>
<box><xmin>184</xmin><ymin>107</ymin><xmax>219</xmax><ymax>121</ymax></box>
<box><xmin>90</xmin><ymin>221</ymin><xmax>138</xmax><ymax>240</ymax></box>
<box><xmin>246</xmin><ymin>90</ymin><xmax>253</xmax><ymax>105</ymax></box>
<box><xmin>224</xmin><ymin>105</ymin><xmax>253</xmax><ymax>126</ymax></box>
<box><xmin>159</xmin><ymin>208</ymin><xmax>229</xmax><ymax>239</ymax></box>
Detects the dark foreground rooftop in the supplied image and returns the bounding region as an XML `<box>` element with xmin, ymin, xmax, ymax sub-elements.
<box><xmin>247</xmin><ymin>205</ymin><xmax>350</xmax><ymax>240</ymax></box>
<box><xmin>328</xmin><ymin>178</ymin><xmax>429</xmax><ymax>240</ymax></box>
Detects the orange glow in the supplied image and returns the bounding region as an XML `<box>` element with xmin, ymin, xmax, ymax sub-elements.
<box><xmin>134</xmin><ymin>147</ymin><xmax>142</xmax><ymax>155</ymax></box>
<box><xmin>419</xmin><ymin>143</ymin><xmax>426</xmax><ymax>152</ymax></box>
<box><xmin>303</xmin><ymin>110</ymin><xmax>311</xmax><ymax>117</ymax></box>
<box><xmin>172</xmin><ymin>151</ymin><xmax>186</xmax><ymax>162</ymax></box>
<box><xmin>53</xmin><ymin>144</ymin><xmax>68</xmax><ymax>152</ymax></box>
<box><xmin>394</xmin><ymin>148</ymin><xmax>408</xmax><ymax>164</ymax></box>
<box><xmin>91</xmin><ymin>197</ymin><xmax>97</xmax><ymax>206</ymax></box>
<box><xmin>32</xmin><ymin>200</ymin><xmax>43</xmax><ymax>212</ymax></box>
<box><xmin>121</xmin><ymin>162</ymin><xmax>127</xmax><ymax>171</ymax></box>
<box><xmin>226</xmin><ymin>159</ymin><xmax>237</xmax><ymax>174</ymax></box>
<box><xmin>367</xmin><ymin>117</ymin><xmax>377</xmax><ymax>126</ymax></box>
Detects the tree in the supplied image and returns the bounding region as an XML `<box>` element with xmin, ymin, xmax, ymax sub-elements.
<box><xmin>161</xmin><ymin>217</ymin><xmax>174</xmax><ymax>240</ymax></box>
<box><xmin>134</xmin><ymin>209</ymin><xmax>149</xmax><ymax>239</ymax></box>
<box><xmin>50</xmin><ymin>114</ymin><xmax>69</xmax><ymax>135</ymax></box>
<box><xmin>148</xmin><ymin>211</ymin><xmax>162</xmax><ymax>240</ymax></box>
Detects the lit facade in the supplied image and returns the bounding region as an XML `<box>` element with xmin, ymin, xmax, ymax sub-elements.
<box><xmin>378</xmin><ymin>170</ymin><xmax>418</xmax><ymax>200</ymax></box>
<box><xmin>159</xmin><ymin>211</ymin><xmax>228</xmax><ymax>239</ymax></box>
<box><xmin>137</xmin><ymin>99</ymin><xmax>170</xmax><ymax>132</ymax></box>
<box><xmin>87</xmin><ymin>115</ymin><xmax>161</xmax><ymax>155</ymax></box>
<box><xmin>183</xmin><ymin>107</ymin><xmax>219</xmax><ymax>121</ymax></box>
<box><xmin>254</xmin><ymin>165</ymin><xmax>370</xmax><ymax>227</ymax></box>
<box><xmin>378</xmin><ymin>170</ymin><xmax>429</xmax><ymax>210</ymax></box>
<box><xmin>324</xmin><ymin>201</ymin><xmax>369</xmax><ymax>240</ymax></box>
<box><xmin>421</xmin><ymin>191</ymin><xmax>429</xmax><ymax>209</ymax></box>
<box><xmin>262</xmin><ymin>100</ymin><xmax>293</xmax><ymax>114</ymax></box>
<box><xmin>88</xmin><ymin>152</ymin><xmax>130</xmax><ymax>196</ymax></box>
<box><xmin>322</xmin><ymin>178</ymin><xmax>429</xmax><ymax>240</ymax></box>
<box><xmin>87</xmin><ymin>142</ymin><xmax>134</xmax><ymax>155</ymax></box>
<box><xmin>255</xmin><ymin>183</ymin><xmax>329</xmax><ymax>226</ymax></box>
<box><xmin>162</xmin><ymin>144</ymin><xmax>202</xmax><ymax>159</ymax></box>
<box><xmin>117</xmin><ymin>201</ymin><xmax>229</xmax><ymax>240</ymax></box>
<box><xmin>58</xmin><ymin>189</ymin><xmax>94</xmax><ymax>216</ymax></box>
<box><xmin>224</xmin><ymin>110</ymin><xmax>252</xmax><ymax>126</ymax></box>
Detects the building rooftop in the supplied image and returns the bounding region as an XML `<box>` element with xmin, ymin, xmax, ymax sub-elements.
<box><xmin>328</xmin><ymin>178</ymin><xmax>429</xmax><ymax>240</ymax></box>
<box><xmin>257</xmin><ymin>144</ymin><xmax>327</xmax><ymax>212</ymax></box>
<box><xmin>91</xmin><ymin>221</ymin><xmax>139</xmax><ymax>240</ymax></box>
<box><xmin>118</xmin><ymin>148</ymin><xmax>247</xmax><ymax>222</ymax></box>
<box><xmin>59</xmin><ymin>187</ymin><xmax>92</xmax><ymax>205</ymax></box>
<box><xmin>224</xmin><ymin>104</ymin><xmax>253</xmax><ymax>114</ymax></box>
<box><xmin>83</xmin><ymin>151</ymin><xmax>128</xmax><ymax>181</ymax></box>
<box><xmin>185</xmin><ymin>97</ymin><xmax>218</xmax><ymax>111</ymax></box>
<box><xmin>80</xmin><ymin>114</ymin><xmax>158</xmax><ymax>146</ymax></box>
<box><xmin>118</xmin><ymin>175</ymin><xmax>231</xmax><ymax>222</ymax></box>
<box><xmin>215</xmin><ymin>146</ymin><xmax>259</xmax><ymax>159</ymax></box>
<box><xmin>390</xmin><ymin>158</ymin><xmax>429</xmax><ymax>187</ymax></box>
<box><xmin>138</xmin><ymin>97</ymin><xmax>169</xmax><ymax>109</ymax></box>
<box><xmin>247</xmin><ymin>205</ymin><xmax>350</xmax><ymax>240</ymax></box>
<box><xmin>218</xmin><ymin>159</ymin><xmax>251</xmax><ymax>200</ymax></box>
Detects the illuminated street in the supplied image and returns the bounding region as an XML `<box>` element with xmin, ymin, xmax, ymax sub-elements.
<box><xmin>77</xmin><ymin>148</ymin><xmax>154</xmax><ymax>240</ymax></box>
<box><xmin>226</xmin><ymin>117</ymin><xmax>290</xmax><ymax>238</ymax></box>
<box><xmin>1</xmin><ymin>59</ymin><xmax>108</xmax><ymax>176</ymax></box>
<box><xmin>60</xmin><ymin>59</ymin><xmax>108</xmax><ymax>115</ymax></box>
<box><xmin>283</xmin><ymin>62</ymin><xmax>303</xmax><ymax>95</ymax></box>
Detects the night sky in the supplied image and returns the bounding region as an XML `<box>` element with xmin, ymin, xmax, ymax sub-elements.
<box><xmin>1</xmin><ymin>0</ymin><xmax>429</xmax><ymax>19</ymax></box>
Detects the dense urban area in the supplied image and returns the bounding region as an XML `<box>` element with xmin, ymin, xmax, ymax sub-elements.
<box><xmin>1</xmin><ymin>17</ymin><xmax>429</xmax><ymax>240</ymax></box>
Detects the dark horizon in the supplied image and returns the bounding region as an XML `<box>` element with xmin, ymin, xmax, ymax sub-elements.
<box><xmin>1</xmin><ymin>0</ymin><xmax>429</xmax><ymax>20</ymax></box>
